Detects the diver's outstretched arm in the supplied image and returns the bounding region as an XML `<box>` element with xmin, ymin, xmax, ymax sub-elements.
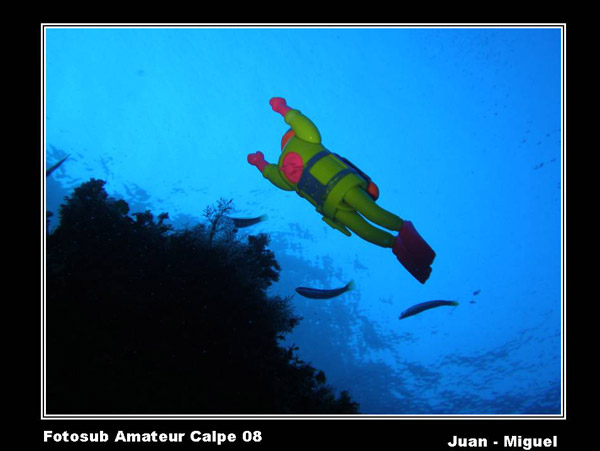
<box><xmin>248</xmin><ymin>151</ymin><xmax>295</xmax><ymax>191</ymax></box>
<box><xmin>270</xmin><ymin>97</ymin><xmax>321</xmax><ymax>144</ymax></box>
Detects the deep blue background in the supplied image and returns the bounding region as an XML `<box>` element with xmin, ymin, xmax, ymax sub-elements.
<box><xmin>44</xmin><ymin>26</ymin><xmax>562</xmax><ymax>415</ymax></box>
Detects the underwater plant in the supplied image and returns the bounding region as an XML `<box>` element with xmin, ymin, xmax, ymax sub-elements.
<box><xmin>45</xmin><ymin>178</ymin><xmax>358</xmax><ymax>414</ymax></box>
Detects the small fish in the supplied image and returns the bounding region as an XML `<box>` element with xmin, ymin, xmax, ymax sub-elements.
<box><xmin>226</xmin><ymin>215</ymin><xmax>268</xmax><ymax>228</ymax></box>
<box><xmin>295</xmin><ymin>280</ymin><xmax>355</xmax><ymax>300</ymax></box>
<box><xmin>399</xmin><ymin>300</ymin><xmax>459</xmax><ymax>319</ymax></box>
<box><xmin>46</xmin><ymin>155</ymin><xmax>69</xmax><ymax>177</ymax></box>
<box><xmin>473</xmin><ymin>289</ymin><xmax>481</xmax><ymax>296</ymax></box>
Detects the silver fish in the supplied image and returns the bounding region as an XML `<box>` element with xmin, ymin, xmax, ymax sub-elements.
<box><xmin>46</xmin><ymin>155</ymin><xmax>69</xmax><ymax>177</ymax></box>
<box><xmin>226</xmin><ymin>215</ymin><xmax>268</xmax><ymax>228</ymax></box>
<box><xmin>295</xmin><ymin>280</ymin><xmax>355</xmax><ymax>300</ymax></box>
<box><xmin>399</xmin><ymin>300</ymin><xmax>459</xmax><ymax>319</ymax></box>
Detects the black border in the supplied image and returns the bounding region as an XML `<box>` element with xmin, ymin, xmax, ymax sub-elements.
<box><xmin>34</xmin><ymin>21</ymin><xmax>572</xmax><ymax>449</ymax></box>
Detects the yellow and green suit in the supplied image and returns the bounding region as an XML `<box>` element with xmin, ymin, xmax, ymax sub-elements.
<box><xmin>263</xmin><ymin>108</ymin><xmax>404</xmax><ymax>248</ymax></box>
<box><xmin>248</xmin><ymin>97</ymin><xmax>435</xmax><ymax>284</ymax></box>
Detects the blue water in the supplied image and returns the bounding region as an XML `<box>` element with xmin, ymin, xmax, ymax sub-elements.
<box><xmin>44</xmin><ymin>26</ymin><xmax>563</xmax><ymax>415</ymax></box>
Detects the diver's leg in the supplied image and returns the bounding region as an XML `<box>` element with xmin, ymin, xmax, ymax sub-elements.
<box><xmin>343</xmin><ymin>186</ymin><xmax>435</xmax><ymax>283</ymax></box>
<box><xmin>343</xmin><ymin>186</ymin><xmax>404</xmax><ymax>232</ymax></box>
<box><xmin>335</xmin><ymin>209</ymin><xmax>396</xmax><ymax>248</ymax></box>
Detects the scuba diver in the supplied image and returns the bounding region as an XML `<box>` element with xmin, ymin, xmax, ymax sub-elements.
<box><xmin>247</xmin><ymin>97</ymin><xmax>436</xmax><ymax>284</ymax></box>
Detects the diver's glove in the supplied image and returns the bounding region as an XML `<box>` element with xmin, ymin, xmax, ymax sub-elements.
<box><xmin>270</xmin><ymin>97</ymin><xmax>291</xmax><ymax>116</ymax></box>
<box><xmin>248</xmin><ymin>151</ymin><xmax>268</xmax><ymax>173</ymax></box>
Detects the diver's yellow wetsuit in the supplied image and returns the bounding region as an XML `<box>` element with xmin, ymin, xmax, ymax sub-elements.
<box><xmin>248</xmin><ymin>97</ymin><xmax>436</xmax><ymax>283</ymax></box>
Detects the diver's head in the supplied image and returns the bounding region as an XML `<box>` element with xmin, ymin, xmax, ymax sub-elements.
<box><xmin>281</xmin><ymin>128</ymin><xmax>295</xmax><ymax>151</ymax></box>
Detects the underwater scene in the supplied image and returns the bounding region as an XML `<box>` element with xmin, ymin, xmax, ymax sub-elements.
<box><xmin>43</xmin><ymin>25</ymin><xmax>563</xmax><ymax>416</ymax></box>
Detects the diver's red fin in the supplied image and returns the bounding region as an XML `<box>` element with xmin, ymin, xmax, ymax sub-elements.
<box><xmin>392</xmin><ymin>221</ymin><xmax>435</xmax><ymax>284</ymax></box>
<box><xmin>398</xmin><ymin>221</ymin><xmax>435</xmax><ymax>267</ymax></box>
